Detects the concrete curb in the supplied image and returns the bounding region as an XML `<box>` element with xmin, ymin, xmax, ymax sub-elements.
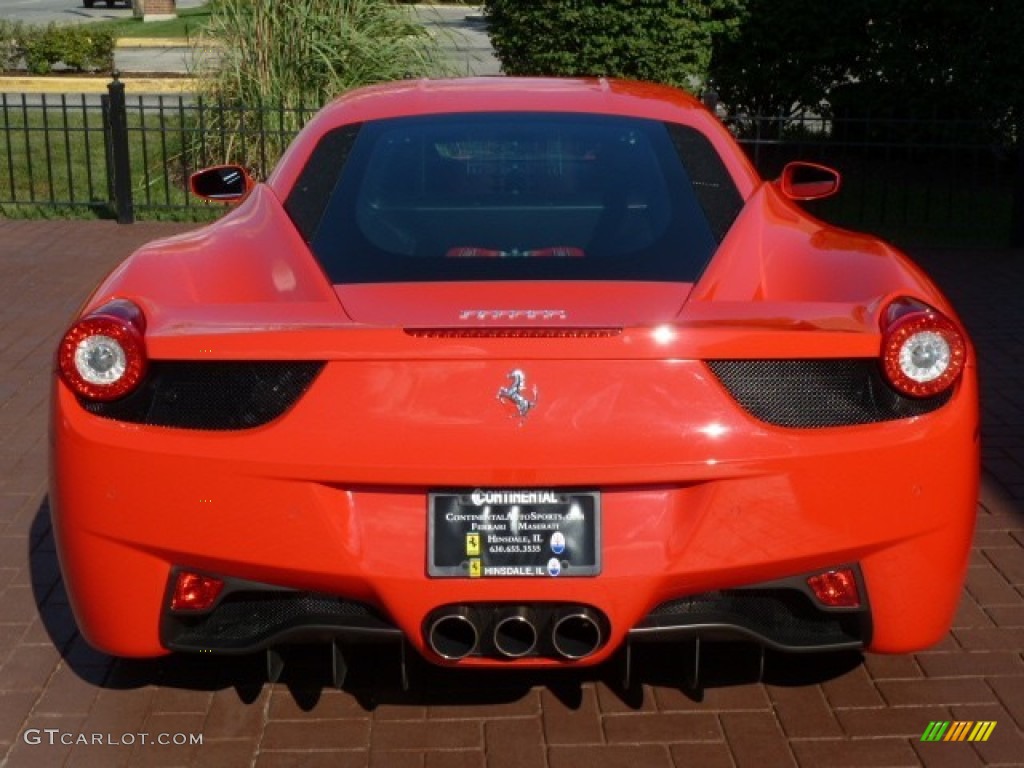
<box><xmin>115</xmin><ymin>37</ymin><xmax>223</xmax><ymax>48</ymax></box>
<box><xmin>115</xmin><ymin>37</ymin><xmax>194</xmax><ymax>48</ymax></box>
<box><xmin>0</xmin><ymin>75</ymin><xmax>196</xmax><ymax>94</ymax></box>
<box><xmin>2</xmin><ymin>37</ymin><xmax>205</xmax><ymax>92</ymax></box>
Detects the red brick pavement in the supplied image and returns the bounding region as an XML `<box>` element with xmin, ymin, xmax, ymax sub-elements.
<box><xmin>0</xmin><ymin>219</ymin><xmax>1021</xmax><ymax>767</ymax></box>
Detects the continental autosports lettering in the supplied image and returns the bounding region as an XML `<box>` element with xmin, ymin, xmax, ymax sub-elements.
<box><xmin>470</xmin><ymin>490</ymin><xmax>559</xmax><ymax>506</ymax></box>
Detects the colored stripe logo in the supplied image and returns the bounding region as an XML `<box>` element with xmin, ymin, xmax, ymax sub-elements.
<box><xmin>921</xmin><ymin>721</ymin><xmax>997</xmax><ymax>742</ymax></box>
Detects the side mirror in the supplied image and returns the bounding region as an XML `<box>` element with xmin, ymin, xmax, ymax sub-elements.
<box><xmin>189</xmin><ymin>165</ymin><xmax>254</xmax><ymax>203</ymax></box>
<box><xmin>777</xmin><ymin>161</ymin><xmax>841</xmax><ymax>201</ymax></box>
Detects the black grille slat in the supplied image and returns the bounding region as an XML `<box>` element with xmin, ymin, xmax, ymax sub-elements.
<box><xmin>82</xmin><ymin>361</ymin><xmax>324</xmax><ymax>430</ymax></box>
<box><xmin>174</xmin><ymin>594</ymin><xmax>375</xmax><ymax>644</ymax></box>
<box><xmin>644</xmin><ymin>589</ymin><xmax>865</xmax><ymax>648</ymax></box>
<box><xmin>163</xmin><ymin>591</ymin><xmax>396</xmax><ymax>651</ymax></box>
<box><xmin>706</xmin><ymin>359</ymin><xmax>951</xmax><ymax>428</ymax></box>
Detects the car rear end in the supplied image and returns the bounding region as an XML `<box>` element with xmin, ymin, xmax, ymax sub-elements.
<box><xmin>50</xmin><ymin>80</ymin><xmax>979</xmax><ymax>672</ymax></box>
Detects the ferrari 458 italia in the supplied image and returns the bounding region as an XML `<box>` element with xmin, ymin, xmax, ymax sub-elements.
<box><xmin>50</xmin><ymin>78</ymin><xmax>978</xmax><ymax>679</ymax></box>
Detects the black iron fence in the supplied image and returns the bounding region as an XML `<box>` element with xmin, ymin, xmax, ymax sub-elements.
<box><xmin>0</xmin><ymin>78</ymin><xmax>318</xmax><ymax>224</ymax></box>
<box><xmin>730</xmin><ymin>111</ymin><xmax>1019</xmax><ymax>247</ymax></box>
<box><xmin>1</xmin><ymin>78</ymin><xmax>1020</xmax><ymax>247</ymax></box>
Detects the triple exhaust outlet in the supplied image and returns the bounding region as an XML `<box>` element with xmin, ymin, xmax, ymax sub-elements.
<box><xmin>426</xmin><ymin>604</ymin><xmax>606</xmax><ymax>661</ymax></box>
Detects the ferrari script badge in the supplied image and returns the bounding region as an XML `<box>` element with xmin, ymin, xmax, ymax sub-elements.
<box><xmin>498</xmin><ymin>369</ymin><xmax>537</xmax><ymax>419</ymax></box>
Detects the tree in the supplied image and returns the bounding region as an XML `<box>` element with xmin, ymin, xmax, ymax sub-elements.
<box><xmin>483</xmin><ymin>0</ymin><xmax>744</xmax><ymax>91</ymax></box>
<box><xmin>708</xmin><ymin>0</ymin><xmax>870</xmax><ymax>117</ymax></box>
<box><xmin>834</xmin><ymin>0</ymin><xmax>1024</xmax><ymax>122</ymax></box>
<box><xmin>710</xmin><ymin>0</ymin><xmax>1024</xmax><ymax>123</ymax></box>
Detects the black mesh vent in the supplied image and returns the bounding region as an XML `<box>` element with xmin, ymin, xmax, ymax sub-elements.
<box><xmin>706</xmin><ymin>359</ymin><xmax>951</xmax><ymax>428</ymax></box>
<box><xmin>82</xmin><ymin>361</ymin><xmax>324</xmax><ymax>430</ymax></box>
<box><xmin>163</xmin><ymin>591</ymin><xmax>393</xmax><ymax>651</ymax></box>
<box><xmin>643</xmin><ymin>589</ymin><xmax>865</xmax><ymax>648</ymax></box>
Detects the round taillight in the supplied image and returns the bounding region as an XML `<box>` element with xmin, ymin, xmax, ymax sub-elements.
<box><xmin>881</xmin><ymin>301</ymin><xmax>965</xmax><ymax>398</ymax></box>
<box><xmin>57</xmin><ymin>300</ymin><xmax>147</xmax><ymax>401</ymax></box>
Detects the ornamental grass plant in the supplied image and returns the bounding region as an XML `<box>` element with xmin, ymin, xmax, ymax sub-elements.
<box><xmin>192</xmin><ymin>0</ymin><xmax>451</xmax><ymax>175</ymax></box>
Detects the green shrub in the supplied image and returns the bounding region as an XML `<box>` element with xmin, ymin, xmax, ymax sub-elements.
<box><xmin>482</xmin><ymin>0</ymin><xmax>744</xmax><ymax>89</ymax></box>
<box><xmin>16</xmin><ymin>23</ymin><xmax>114</xmax><ymax>75</ymax></box>
<box><xmin>0</xmin><ymin>20</ymin><xmax>23</xmax><ymax>71</ymax></box>
<box><xmin>18</xmin><ymin>26</ymin><xmax>54</xmax><ymax>75</ymax></box>
<box><xmin>56</xmin><ymin>25</ymin><xmax>115</xmax><ymax>72</ymax></box>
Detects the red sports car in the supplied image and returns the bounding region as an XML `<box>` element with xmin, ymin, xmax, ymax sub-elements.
<box><xmin>50</xmin><ymin>78</ymin><xmax>978</xmax><ymax>683</ymax></box>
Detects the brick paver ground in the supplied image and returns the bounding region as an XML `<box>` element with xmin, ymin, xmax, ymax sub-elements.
<box><xmin>0</xmin><ymin>219</ymin><xmax>1021</xmax><ymax>768</ymax></box>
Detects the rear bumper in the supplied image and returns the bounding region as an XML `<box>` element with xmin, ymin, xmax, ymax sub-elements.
<box><xmin>50</xmin><ymin>358</ymin><xmax>979</xmax><ymax>665</ymax></box>
<box><xmin>160</xmin><ymin>567</ymin><xmax>871</xmax><ymax>658</ymax></box>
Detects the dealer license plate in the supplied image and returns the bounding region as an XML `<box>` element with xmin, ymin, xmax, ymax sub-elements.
<box><xmin>428</xmin><ymin>489</ymin><xmax>600</xmax><ymax>578</ymax></box>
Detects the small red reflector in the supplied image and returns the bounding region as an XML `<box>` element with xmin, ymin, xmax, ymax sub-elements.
<box><xmin>170</xmin><ymin>571</ymin><xmax>224</xmax><ymax>612</ymax></box>
<box><xmin>807</xmin><ymin>568</ymin><xmax>861</xmax><ymax>608</ymax></box>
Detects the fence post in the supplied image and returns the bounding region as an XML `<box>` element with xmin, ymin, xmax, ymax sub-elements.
<box><xmin>1012</xmin><ymin>106</ymin><xmax>1024</xmax><ymax>247</ymax></box>
<box><xmin>103</xmin><ymin>72</ymin><xmax>134</xmax><ymax>224</ymax></box>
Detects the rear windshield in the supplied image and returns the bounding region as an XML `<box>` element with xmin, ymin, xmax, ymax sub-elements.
<box><xmin>286</xmin><ymin>113</ymin><xmax>743</xmax><ymax>284</ymax></box>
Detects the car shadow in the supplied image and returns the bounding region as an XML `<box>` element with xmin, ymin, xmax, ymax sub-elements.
<box><xmin>26</xmin><ymin>495</ymin><xmax>876</xmax><ymax>714</ymax></box>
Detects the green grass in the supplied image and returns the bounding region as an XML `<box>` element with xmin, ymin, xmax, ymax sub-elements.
<box><xmin>88</xmin><ymin>5</ymin><xmax>214</xmax><ymax>41</ymax></box>
<box><xmin>0</xmin><ymin>102</ymin><xmax>222</xmax><ymax>221</ymax></box>
<box><xmin>1</xmin><ymin>104</ymin><xmax>111</xmax><ymax>214</ymax></box>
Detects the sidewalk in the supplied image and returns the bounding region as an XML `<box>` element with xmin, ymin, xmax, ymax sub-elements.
<box><xmin>0</xmin><ymin>218</ymin><xmax>1020</xmax><ymax>767</ymax></box>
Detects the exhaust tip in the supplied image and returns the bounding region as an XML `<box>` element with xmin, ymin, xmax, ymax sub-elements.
<box><xmin>428</xmin><ymin>612</ymin><xmax>479</xmax><ymax>660</ymax></box>
<box><xmin>493</xmin><ymin>614</ymin><xmax>538</xmax><ymax>658</ymax></box>
<box><xmin>552</xmin><ymin>611</ymin><xmax>603</xmax><ymax>660</ymax></box>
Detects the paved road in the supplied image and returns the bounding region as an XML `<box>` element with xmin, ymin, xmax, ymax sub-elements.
<box><xmin>0</xmin><ymin>2</ymin><xmax>500</xmax><ymax>77</ymax></box>
<box><xmin>0</xmin><ymin>0</ymin><xmax>215</xmax><ymax>75</ymax></box>
<box><xmin>415</xmin><ymin>5</ymin><xmax>499</xmax><ymax>77</ymax></box>
<box><xmin>114</xmin><ymin>44</ymin><xmax>209</xmax><ymax>76</ymax></box>
<box><xmin>0</xmin><ymin>219</ymin><xmax>1021</xmax><ymax>767</ymax></box>
<box><xmin>109</xmin><ymin>6</ymin><xmax>499</xmax><ymax>77</ymax></box>
<box><xmin>0</xmin><ymin>0</ymin><xmax>205</xmax><ymax>25</ymax></box>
